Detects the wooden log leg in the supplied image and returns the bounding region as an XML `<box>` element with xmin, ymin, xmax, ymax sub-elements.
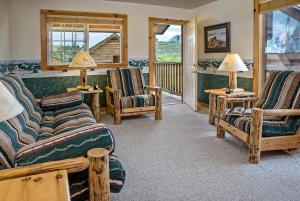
<box><xmin>113</xmin><ymin>90</ymin><xmax>121</xmax><ymax>125</ymax></box>
<box><xmin>217</xmin><ymin>126</ymin><xmax>225</xmax><ymax>138</ymax></box>
<box><xmin>88</xmin><ymin>148</ymin><xmax>110</xmax><ymax>201</ymax></box>
<box><xmin>249</xmin><ymin>108</ymin><xmax>263</xmax><ymax>164</ymax></box>
<box><xmin>155</xmin><ymin>88</ymin><xmax>162</xmax><ymax>120</ymax></box>
<box><xmin>91</xmin><ymin>93</ymin><xmax>101</xmax><ymax>123</ymax></box>
<box><xmin>105</xmin><ymin>90</ymin><xmax>110</xmax><ymax>115</ymax></box>
<box><xmin>208</xmin><ymin>94</ymin><xmax>216</xmax><ymax>125</ymax></box>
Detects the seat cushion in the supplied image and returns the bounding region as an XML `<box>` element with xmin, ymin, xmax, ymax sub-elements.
<box><xmin>68</xmin><ymin>155</ymin><xmax>126</xmax><ymax>201</ymax></box>
<box><xmin>107</xmin><ymin>67</ymin><xmax>145</xmax><ymax>97</ymax></box>
<box><xmin>16</xmin><ymin>124</ymin><xmax>115</xmax><ymax>166</ymax></box>
<box><xmin>120</xmin><ymin>94</ymin><xmax>156</xmax><ymax>109</ymax></box>
<box><xmin>38</xmin><ymin>104</ymin><xmax>96</xmax><ymax>140</ymax></box>
<box><xmin>222</xmin><ymin>108</ymin><xmax>300</xmax><ymax>137</ymax></box>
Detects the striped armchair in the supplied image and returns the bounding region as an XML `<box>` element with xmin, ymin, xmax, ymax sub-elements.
<box><xmin>106</xmin><ymin>67</ymin><xmax>162</xmax><ymax>125</ymax></box>
<box><xmin>0</xmin><ymin>75</ymin><xmax>125</xmax><ymax>200</ymax></box>
<box><xmin>217</xmin><ymin>71</ymin><xmax>300</xmax><ymax>163</ymax></box>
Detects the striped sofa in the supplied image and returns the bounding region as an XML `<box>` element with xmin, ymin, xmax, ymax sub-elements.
<box><xmin>217</xmin><ymin>71</ymin><xmax>300</xmax><ymax>163</ymax></box>
<box><xmin>106</xmin><ymin>67</ymin><xmax>162</xmax><ymax>124</ymax></box>
<box><xmin>0</xmin><ymin>75</ymin><xmax>125</xmax><ymax>200</ymax></box>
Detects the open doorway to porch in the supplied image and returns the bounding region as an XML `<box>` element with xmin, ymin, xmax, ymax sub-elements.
<box><xmin>149</xmin><ymin>18</ymin><xmax>187</xmax><ymax>105</ymax></box>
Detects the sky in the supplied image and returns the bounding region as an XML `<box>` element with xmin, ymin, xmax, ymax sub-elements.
<box><xmin>156</xmin><ymin>25</ymin><xmax>181</xmax><ymax>42</ymax></box>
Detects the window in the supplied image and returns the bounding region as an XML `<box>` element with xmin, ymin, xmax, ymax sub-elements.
<box><xmin>40</xmin><ymin>10</ymin><xmax>128</xmax><ymax>70</ymax></box>
<box><xmin>155</xmin><ymin>25</ymin><xmax>182</xmax><ymax>63</ymax></box>
<box><xmin>263</xmin><ymin>4</ymin><xmax>300</xmax><ymax>76</ymax></box>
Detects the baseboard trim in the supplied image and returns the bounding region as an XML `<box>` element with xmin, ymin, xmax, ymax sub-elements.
<box><xmin>197</xmin><ymin>102</ymin><xmax>209</xmax><ymax>111</ymax></box>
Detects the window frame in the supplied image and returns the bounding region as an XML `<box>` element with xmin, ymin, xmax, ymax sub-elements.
<box><xmin>40</xmin><ymin>10</ymin><xmax>128</xmax><ymax>70</ymax></box>
<box><xmin>253</xmin><ymin>0</ymin><xmax>300</xmax><ymax>95</ymax></box>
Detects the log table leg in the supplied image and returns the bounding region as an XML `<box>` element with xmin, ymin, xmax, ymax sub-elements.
<box><xmin>91</xmin><ymin>93</ymin><xmax>101</xmax><ymax>123</ymax></box>
<box><xmin>208</xmin><ymin>94</ymin><xmax>216</xmax><ymax>125</ymax></box>
<box><xmin>88</xmin><ymin>148</ymin><xmax>110</xmax><ymax>201</ymax></box>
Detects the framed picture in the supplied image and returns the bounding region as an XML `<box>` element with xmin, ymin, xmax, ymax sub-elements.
<box><xmin>204</xmin><ymin>22</ymin><xmax>231</xmax><ymax>53</ymax></box>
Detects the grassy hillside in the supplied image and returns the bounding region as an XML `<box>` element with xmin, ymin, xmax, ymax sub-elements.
<box><xmin>156</xmin><ymin>41</ymin><xmax>181</xmax><ymax>62</ymax></box>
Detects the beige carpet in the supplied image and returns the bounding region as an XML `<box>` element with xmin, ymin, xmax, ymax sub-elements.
<box><xmin>101</xmin><ymin>104</ymin><xmax>300</xmax><ymax>201</ymax></box>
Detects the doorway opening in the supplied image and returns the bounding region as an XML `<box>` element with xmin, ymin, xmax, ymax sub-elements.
<box><xmin>149</xmin><ymin>18</ymin><xmax>187</xmax><ymax>105</ymax></box>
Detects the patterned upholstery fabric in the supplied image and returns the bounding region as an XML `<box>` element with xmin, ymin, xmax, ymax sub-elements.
<box><xmin>15</xmin><ymin>124</ymin><xmax>115</xmax><ymax>166</ymax></box>
<box><xmin>41</xmin><ymin>91</ymin><xmax>84</xmax><ymax>111</ymax></box>
<box><xmin>38</xmin><ymin>104</ymin><xmax>96</xmax><ymax>140</ymax></box>
<box><xmin>107</xmin><ymin>67</ymin><xmax>145</xmax><ymax>97</ymax></box>
<box><xmin>223</xmin><ymin>71</ymin><xmax>300</xmax><ymax>137</ymax></box>
<box><xmin>0</xmin><ymin>75</ymin><xmax>125</xmax><ymax>196</ymax></box>
<box><xmin>121</xmin><ymin>94</ymin><xmax>156</xmax><ymax>109</ymax></box>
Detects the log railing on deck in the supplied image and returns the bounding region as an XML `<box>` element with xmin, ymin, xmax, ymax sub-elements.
<box><xmin>154</xmin><ymin>62</ymin><xmax>183</xmax><ymax>96</ymax></box>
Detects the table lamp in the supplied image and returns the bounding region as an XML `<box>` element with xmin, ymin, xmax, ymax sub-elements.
<box><xmin>69</xmin><ymin>51</ymin><xmax>97</xmax><ymax>90</ymax></box>
<box><xmin>218</xmin><ymin>53</ymin><xmax>248</xmax><ymax>92</ymax></box>
<box><xmin>0</xmin><ymin>82</ymin><xmax>24</xmax><ymax>122</ymax></box>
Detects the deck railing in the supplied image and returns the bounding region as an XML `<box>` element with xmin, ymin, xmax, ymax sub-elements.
<box><xmin>154</xmin><ymin>62</ymin><xmax>183</xmax><ymax>96</ymax></box>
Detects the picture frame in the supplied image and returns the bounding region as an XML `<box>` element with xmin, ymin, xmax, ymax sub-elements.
<box><xmin>204</xmin><ymin>22</ymin><xmax>231</xmax><ymax>53</ymax></box>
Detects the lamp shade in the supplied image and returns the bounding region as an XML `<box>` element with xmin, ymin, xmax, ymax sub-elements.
<box><xmin>69</xmin><ymin>51</ymin><xmax>97</xmax><ymax>68</ymax></box>
<box><xmin>218</xmin><ymin>53</ymin><xmax>248</xmax><ymax>72</ymax></box>
<box><xmin>0</xmin><ymin>82</ymin><xmax>24</xmax><ymax>122</ymax></box>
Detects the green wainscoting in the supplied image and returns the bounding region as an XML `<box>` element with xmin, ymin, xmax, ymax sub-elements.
<box><xmin>22</xmin><ymin>73</ymin><xmax>150</xmax><ymax>107</ymax></box>
<box><xmin>198</xmin><ymin>73</ymin><xmax>253</xmax><ymax>104</ymax></box>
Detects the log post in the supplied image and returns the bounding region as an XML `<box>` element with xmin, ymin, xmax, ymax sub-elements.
<box><xmin>91</xmin><ymin>93</ymin><xmax>101</xmax><ymax>123</ymax></box>
<box><xmin>113</xmin><ymin>90</ymin><xmax>121</xmax><ymax>125</ymax></box>
<box><xmin>249</xmin><ymin>108</ymin><xmax>263</xmax><ymax>164</ymax></box>
<box><xmin>105</xmin><ymin>88</ymin><xmax>111</xmax><ymax>115</ymax></box>
<box><xmin>155</xmin><ymin>87</ymin><xmax>162</xmax><ymax>120</ymax></box>
<box><xmin>88</xmin><ymin>148</ymin><xmax>110</xmax><ymax>201</ymax></box>
<box><xmin>208</xmin><ymin>94</ymin><xmax>216</xmax><ymax>125</ymax></box>
<box><xmin>217</xmin><ymin>96</ymin><xmax>226</xmax><ymax>138</ymax></box>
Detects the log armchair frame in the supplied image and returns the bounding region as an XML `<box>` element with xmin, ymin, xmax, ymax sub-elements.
<box><xmin>217</xmin><ymin>96</ymin><xmax>300</xmax><ymax>164</ymax></box>
<box><xmin>0</xmin><ymin>148</ymin><xmax>110</xmax><ymax>201</ymax></box>
<box><xmin>105</xmin><ymin>85</ymin><xmax>162</xmax><ymax>125</ymax></box>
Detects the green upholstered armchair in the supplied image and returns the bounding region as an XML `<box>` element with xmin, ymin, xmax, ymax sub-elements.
<box><xmin>105</xmin><ymin>67</ymin><xmax>162</xmax><ymax>125</ymax></box>
<box><xmin>217</xmin><ymin>71</ymin><xmax>300</xmax><ymax>163</ymax></box>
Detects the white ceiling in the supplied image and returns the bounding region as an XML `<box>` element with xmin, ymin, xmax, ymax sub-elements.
<box><xmin>104</xmin><ymin>0</ymin><xmax>218</xmax><ymax>9</ymax></box>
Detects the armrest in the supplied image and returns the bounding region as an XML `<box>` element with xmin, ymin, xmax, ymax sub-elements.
<box><xmin>105</xmin><ymin>86</ymin><xmax>121</xmax><ymax>94</ymax></box>
<box><xmin>0</xmin><ymin>157</ymin><xmax>88</xmax><ymax>181</ymax></box>
<box><xmin>224</xmin><ymin>97</ymin><xmax>258</xmax><ymax>103</ymax></box>
<box><xmin>144</xmin><ymin>85</ymin><xmax>161</xmax><ymax>92</ymax></box>
<box><xmin>41</xmin><ymin>91</ymin><xmax>84</xmax><ymax>111</ymax></box>
<box><xmin>263</xmin><ymin>109</ymin><xmax>300</xmax><ymax>117</ymax></box>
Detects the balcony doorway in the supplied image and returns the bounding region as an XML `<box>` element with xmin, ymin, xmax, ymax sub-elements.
<box><xmin>149</xmin><ymin>18</ymin><xmax>187</xmax><ymax>105</ymax></box>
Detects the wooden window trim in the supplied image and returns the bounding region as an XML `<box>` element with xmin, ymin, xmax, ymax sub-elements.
<box><xmin>40</xmin><ymin>10</ymin><xmax>128</xmax><ymax>70</ymax></box>
<box><xmin>253</xmin><ymin>0</ymin><xmax>300</xmax><ymax>95</ymax></box>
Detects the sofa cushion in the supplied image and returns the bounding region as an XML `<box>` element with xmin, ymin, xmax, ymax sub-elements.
<box><xmin>41</xmin><ymin>91</ymin><xmax>84</xmax><ymax>111</ymax></box>
<box><xmin>107</xmin><ymin>67</ymin><xmax>145</xmax><ymax>97</ymax></box>
<box><xmin>68</xmin><ymin>155</ymin><xmax>126</xmax><ymax>201</ymax></box>
<box><xmin>16</xmin><ymin>124</ymin><xmax>115</xmax><ymax>166</ymax></box>
<box><xmin>255</xmin><ymin>71</ymin><xmax>300</xmax><ymax>109</ymax></box>
<box><xmin>0</xmin><ymin>75</ymin><xmax>42</xmax><ymax>137</ymax></box>
<box><xmin>38</xmin><ymin>104</ymin><xmax>97</xmax><ymax>140</ymax></box>
<box><xmin>222</xmin><ymin>108</ymin><xmax>300</xmax><ymax>137</ymax></box>
<box><xmin>120</xmin><ymin>94</ymin><xmax>156</xmax><ymax>109</ymax></box>
<box><xmin>0</xmin><ymin>112</ymin><xmax>42</xmax><ymax>168</ymax></box>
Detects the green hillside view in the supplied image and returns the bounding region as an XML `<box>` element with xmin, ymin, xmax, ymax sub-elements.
<box><xmin>156</xmin><ymin>41</ymin><xmax>182</xmax><ymax>62</ymax></box>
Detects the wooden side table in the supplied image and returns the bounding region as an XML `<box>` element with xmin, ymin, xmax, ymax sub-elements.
<box><xmin>0</xmin><ymin>170</ymin><xmax>70</xmax><ymax>201</ymax></box>
<box><xmin>204</xmin><ymin>89</ymin><xmax>255</xmax><ymax>125</ymax></box>
<box><xmin>67</xmin><ymin>88</ymin><xmax>103</xmax><ymax>123</ymax></box>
